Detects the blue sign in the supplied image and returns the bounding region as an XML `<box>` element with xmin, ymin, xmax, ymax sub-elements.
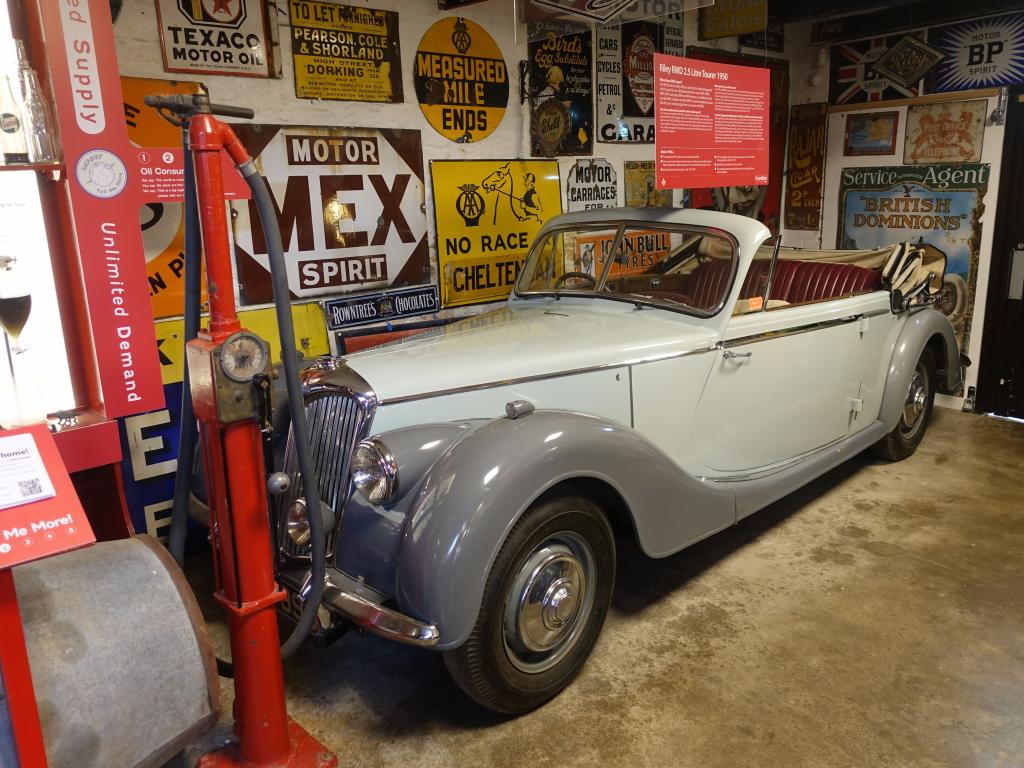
<box><xmin>324</xmin><ymin>285</ymin><xmax>440</xmax><ymax>330</ymax></box>
<box><xmin>928</xmin><ymin>12</ymin><xmax>1024</xmax><ymax>92</ymax></box>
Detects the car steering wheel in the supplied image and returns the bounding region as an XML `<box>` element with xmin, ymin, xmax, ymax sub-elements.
<box><xmin>553</xmin><ymin>271</ymin><xmax>596</xmax><ymax>288</ymax></box>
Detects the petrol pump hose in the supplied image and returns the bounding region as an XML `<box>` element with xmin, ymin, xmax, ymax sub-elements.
<box><xmin>155</xmin><ymin>94</ymin><xmax>328</xmax><ymax>669</ymax></box>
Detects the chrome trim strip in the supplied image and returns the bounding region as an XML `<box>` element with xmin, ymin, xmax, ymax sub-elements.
<box><xmin>378</xmin><ymin>345</ymin><xmax>716</xmax><ymax>406</ymax></box>
<box><xmin>721</xmin><ymin>314</ymin><xmax>863</xmax><ymax>348</ymax></box>
<box><xmin>321</xmin><ymin>583</ymin><xmax>440</xmax><ymax>647</ymax></box>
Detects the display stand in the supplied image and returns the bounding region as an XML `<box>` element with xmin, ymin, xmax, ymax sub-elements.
<box><xmin>0</xmin><ymin>424</ymin><xmax>95</xmax><ymax>767</ymax></box>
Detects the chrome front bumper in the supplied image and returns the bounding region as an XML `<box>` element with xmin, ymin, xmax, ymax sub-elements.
<box><xmin>281</xmin><ymin>568</ymin><xmax>440</xmax><ymax>648</ymax></box>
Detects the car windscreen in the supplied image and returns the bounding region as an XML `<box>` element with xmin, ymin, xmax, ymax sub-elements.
<box><xmin>515</xmin><ymin>223</ymin><xmax>738</xmax><ymax>316</ymax></box>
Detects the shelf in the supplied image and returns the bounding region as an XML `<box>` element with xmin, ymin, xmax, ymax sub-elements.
<box><xmin>49</xmin><ymin>409</ymin><xmax>122</xmax><ymax>474</ymax></box>
<box><xmin>0</xmin><ymin>162</ymin><xmax>64</xmax><ymax>181</ymax></box>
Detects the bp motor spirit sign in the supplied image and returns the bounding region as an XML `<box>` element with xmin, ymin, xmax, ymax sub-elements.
<box><xmin>230</xmin><ymin>125</ymin><xmax>429</xmax><ymax>305</ymax></box>
<box><xmin>155</xmin><ymin>0</ymin><xmax>272</xmax><ymax>77</ymax></box>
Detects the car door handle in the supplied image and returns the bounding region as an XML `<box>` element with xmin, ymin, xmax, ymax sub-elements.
<box><xmin>722</xmin><ymin>349</ymin><xmax>752</xmax><ymax>359</ymax></box>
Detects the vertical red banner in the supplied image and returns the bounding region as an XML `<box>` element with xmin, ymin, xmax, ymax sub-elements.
<box><xmin>654</xmin><ymin>53</ymin><xmax>770</xmax><ymax>190</ymax></box>
<box><xmin>37</xmin><ymin>0</ymin><xmax>165</xmax><ymax>417</ymax></box>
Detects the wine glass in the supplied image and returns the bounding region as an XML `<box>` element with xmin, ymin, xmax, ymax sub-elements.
<box><xmin>0</xmin><ymin>255</ymin><xmax>32</xmax><ymax>365</ymax></box>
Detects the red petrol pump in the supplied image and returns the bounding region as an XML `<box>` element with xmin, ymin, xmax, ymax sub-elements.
<box><xmin>144</xmin><ymin>94</ymin><xmax>337</xmax><ymax>768</ymax></box>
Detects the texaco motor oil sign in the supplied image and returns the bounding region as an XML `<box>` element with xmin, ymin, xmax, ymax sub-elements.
<box><xmin>432</xmin><ymin>159</ymin><xmax>561</xmax><ymax>307</ymax></box>
<box><xmin>155</xmin><ymin>0</ymin><xmax>271</xmax><ymax>77</ymax></box>
<box><xmin>414</xmin><ymin>17</ymin><xmax>509</xmax><ymax>143</ymax></box>
<box><xmin>230</xmin><ymin>125</ymin><xmax>429</xmax><ymax>305</ymax></box>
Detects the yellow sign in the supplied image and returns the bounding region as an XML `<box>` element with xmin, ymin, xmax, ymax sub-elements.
<box><xmin>699</xmin><ymin>0</ymin><xmax>768</xmax><ymax>41</ymax></box>
<box><xmin>289</xmin><ymin>1</ymin><xmax>403</xmax><ymax>103</ymax></box>
<box><xmin>432</xmin><ymin>159</ymin><xmax>561</xmax><ymax>307</ymax></box>
<box><xmin>577</xmin><ymin>229</ymin><xmax>671</xmax><ymax>278</ymax></box>
<box><xmin>121</xmin><ymin>76</ymin><xmax>208</xmax><ymax>320</ymax></box>
<box><xmin>414</xmin><ymin>17</ymin><xmax>509</xmax><ymax>143</ymax></box>
<box><xmin>154</xmin><ymin>303</ymin><xmax>331</xmax><ymax>385</ymax></box>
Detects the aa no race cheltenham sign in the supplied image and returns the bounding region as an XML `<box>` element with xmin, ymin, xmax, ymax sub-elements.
<box><xmin>230</xmin><ymin>125</ymin><xmax>429</xmax><ymax>305</ymax></box>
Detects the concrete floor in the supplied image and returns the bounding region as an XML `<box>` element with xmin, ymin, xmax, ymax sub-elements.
<box><xmin>171</xmin><ymin>408</ymin><xmax>1024</xmax><ymax>767</ymax></box>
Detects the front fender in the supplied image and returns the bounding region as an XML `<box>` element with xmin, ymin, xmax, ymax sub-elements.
<box><xmin>393</xmin><ymin>410</ymin><xmax>734</xmax><ymax>650</ymax></box>
<box><xmin>879</xmin><ymin>308</ymin><xmax>962</xmax><ymax>430</ymax></box>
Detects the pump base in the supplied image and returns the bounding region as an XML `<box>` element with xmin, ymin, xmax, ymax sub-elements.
<box><xmin>197</xmin><ymin>719</ymin><xmax>338</xmax><ymax>768</ymax></box>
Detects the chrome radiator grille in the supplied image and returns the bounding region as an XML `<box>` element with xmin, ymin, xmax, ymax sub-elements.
<box><xmin>275</xmin><ymin>392</ymin><xmax>370</xmax><ymax>557</ymax></box>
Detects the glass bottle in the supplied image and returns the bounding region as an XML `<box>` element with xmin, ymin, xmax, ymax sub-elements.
<box><xmin>0</xmin><ymin>73</ymin><xmax>28</xmax><ymax>165</ymax></box>
<box><xmin>13</xmin><ymin>41</ymin><xmax>59</xmax><ymax>163</ymax></box>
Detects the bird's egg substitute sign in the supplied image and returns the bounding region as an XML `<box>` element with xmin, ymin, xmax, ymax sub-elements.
<box><xmin>413</xmin><ymin>17</ymin><xmax>509</xmax><ymax>143</ymax></box>
<box><xmin>566</xmin><ymin>158</ymin><xmax>618</xmax><ymax>211</ymax></box>
<box><xmin>230</xmin><ymin>125</ymin><xmax>429</xmax><ymax>304</ymax></box>
<box><xmin>155</xmin><ymin>0</ymin><xmax>271</xmax><ymax>77</ymax></box>
<box><xmin>432</xmin><ymin>159</ymin><xmax>561</xmax><ymax>307</ymax></box>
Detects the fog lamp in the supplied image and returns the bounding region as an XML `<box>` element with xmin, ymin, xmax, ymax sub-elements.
<box><xmin>351</xmin><ymin>438</ymin><xmax>398</xmax><ymax>505</ymax></box>
<box><xmin>286</xmin><ymin>499</ymin><xmax>311</xmax><ymax>547</ymax></box>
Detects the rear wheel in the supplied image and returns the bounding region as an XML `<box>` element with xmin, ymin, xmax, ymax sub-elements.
<box><xmin>444</xmin><ymin>493</ymin><xmax>615</xmax><ymax>714</ymax></box>
<box><xmin>872</xmin><ymin>347</ymin><xmax>936</xmax><ymax>461</ymax></box>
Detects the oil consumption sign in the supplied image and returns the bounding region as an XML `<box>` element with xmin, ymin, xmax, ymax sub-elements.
<box><xmin>413</xmin><ymin>17</ymin><xmax>509</xmax><ymax>143</ymax></box>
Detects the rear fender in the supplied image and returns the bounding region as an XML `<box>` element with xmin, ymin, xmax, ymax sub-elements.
<box><xmin>393</xmin><ymin>410</ymin><xmax>734</xmax><ymax>650</ymax></box>
<box><xmin>879</xmin><ymin>308</ymin><xmax>962</xmax><ymax>430</ymax></box>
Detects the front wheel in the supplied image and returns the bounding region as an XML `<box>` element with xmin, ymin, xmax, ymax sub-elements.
<box><xmin>872</xmin><ymin>347</ymin><xmax>936</xmax><ymax>461</ymax></box>
<box><xmin>443</xmin><ymin>493</ymin><xmax>615</xmax><ymax>714</ymax></box>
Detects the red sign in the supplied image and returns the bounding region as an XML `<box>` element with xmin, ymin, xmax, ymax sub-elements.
<box><xmin>0</xmin><ymin>425</ymin><xmax>94</xmax><ymax>570</ymax></box>
<box><xmin>653</xmin><ymin>54</ymin><xmax>770</xmax><ymax>190</ymax></box>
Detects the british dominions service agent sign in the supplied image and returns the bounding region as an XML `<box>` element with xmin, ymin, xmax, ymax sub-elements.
<box><xmin>413</xmin><ymin>17</ymin><xmax>509</xmax><ymax>143</ymax></box>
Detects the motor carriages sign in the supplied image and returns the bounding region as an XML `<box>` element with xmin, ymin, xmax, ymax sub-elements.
<box><xmin>596</xmin><ymin>17</ymin><xmax>684</xmax><ymax>143</ymax></box>
<box><xmin>155</xmin><ymin>0</ymin><xmax>272</xmax><ymax>77</ymax></box>
<box><xmin>927</xmin><ymin>12</ymin><xmax>1024</xmax><ymax>92</ymax></box>
<box><xmin>413</xmin><ymin>17</ymin><xmax>509</xmax><ymax>144</ymax></box>
<box><xmin>289</xmin><ymin>1</ymin><xmax>403</xmax><ymax>103</ymax></box>
<box><xmin>230</xmin><ymin>125</ymin><xmax>429</xmax><ymax>305</ymax></box>
<box><xmin>566</xmin><ymin>158</ymin><xmax>617</xmax><ymax>211</ymax></box>
<box><xmin>432</xmin><ymin>159</ymin><xmax>561</xmax><ymax>307</ymax></box>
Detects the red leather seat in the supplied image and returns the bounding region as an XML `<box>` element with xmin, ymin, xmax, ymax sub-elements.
<box><xmin>684</xmin><ymin>258</ymin><xmax>733</xmax><ymax>309</ymax></box>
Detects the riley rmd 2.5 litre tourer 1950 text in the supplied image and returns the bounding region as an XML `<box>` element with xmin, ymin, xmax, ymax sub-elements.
<box><xmin>270</xmin><ymin>207</ymin><xmax>963</xmax><ymax>714</ymax></box>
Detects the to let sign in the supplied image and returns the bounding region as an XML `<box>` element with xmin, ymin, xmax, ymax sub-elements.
<box><xmin>653</xmin><ymin>54</ymin><xmax>770</xmax><ymax>190</ymax></box>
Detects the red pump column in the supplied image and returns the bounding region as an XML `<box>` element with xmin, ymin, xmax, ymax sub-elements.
<box><xmin>186</xmin><ymin>114</ymin><xmax>336</xmax><ymax>768</ymax></box>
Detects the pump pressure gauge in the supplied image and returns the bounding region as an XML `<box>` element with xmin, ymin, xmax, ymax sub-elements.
<box><xmin>219</xmin><ymin>331</ymin><xmax>269</xmax><ymax>383</ymax></box>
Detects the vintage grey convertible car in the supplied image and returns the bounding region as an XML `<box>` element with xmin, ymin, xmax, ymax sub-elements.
<box><xmin>273</xmin><ymin>207</ymin><xmax>963</xmax><ymax>713</ymax></box>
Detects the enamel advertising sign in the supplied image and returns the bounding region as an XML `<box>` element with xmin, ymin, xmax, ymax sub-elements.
<box><xmin>230</xmin><ymin>126</ymin><xmax>429</xmax><ymax>305</ymax></box>
<box><xmin>432</xmin><ymin>159</ymin><xmax>561</xmax><ymax>307</ymax></box>
<box><xmin>783</xmin><ymin>102</ymin><xmax>827</xmax><ymax>231</ymax></box>
<box><xmin>289</xmin><ymin>1</ymin><xmax>403</xmax><ymax>103</ymax></box>
<box><xmin>528</xmin><ymin>22</ymin><xmax>594</xmax><ymax>156</ymax></box>
<box><xmin>837</xmin><ymin>163</ymin><xmax>990</xmax><ymax>350</ymax></box>
<box><xmin>904</xmin><ymin>99</ymin><xmax>986</xmax><ymax>164</ymax></box>
<box><xmin>927</xmin><ymin>12</ymin><xmax>1024</xmax><ymax>92</ymax></box>
<box><xmin>413</xmin><ymin>17</ymin><xmax>509</xmax><ymax>143</ymax></box>
<box><xmin>596</xmin><ymin>17</ymin><xmax>684</xmax><ymax>143</ymax></box>
<box><xmin>829</xmin><ymin>35</ymin><xmax>922</xmax><ymax>104</ymax></box>
<box><xmin>324</xmin><ymin>285</ymin><xmax>440</xmax><ymax>330</ymax></box>
<box><xmin>653</xmin><ymin>54</ymin><xmax>770</xmax><ymax>190</ymax></box>
<box><xmin>566</xmin><ymin>158</ymin><xmax>618</xmax><ymax>211</ymax></box>
<box><xmin>155</xmin><ymin>0</ymin><xmax>272</xmax><ymax>78</ymax></box>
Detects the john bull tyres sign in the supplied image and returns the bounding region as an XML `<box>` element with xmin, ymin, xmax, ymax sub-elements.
<box><xmin>324</xmin><ymin>285</ymin><xmax>439</xmax><ymax>330</ymax></box>
<box><xmin>432</xmin><ymin>159</ymin><xmax>561</xmax><ymax>307</ymax></box>
<box><xmin>230</xmin><ymin>125</ymin><xmax>429</xmax><ymax>305</ymax></box>
<box><xmin>155</xmin><ymin>0</ymin><xmax>271</xmax><ymax>77</ymax></box>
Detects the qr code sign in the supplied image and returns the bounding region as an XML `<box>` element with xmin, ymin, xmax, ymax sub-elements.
<box><xmin>18</xmin><ymin>478</ymin><xmax>43</xmax><ymax>497</ymax></box>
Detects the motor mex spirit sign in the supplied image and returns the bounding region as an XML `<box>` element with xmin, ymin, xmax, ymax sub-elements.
<box><xmin>230</xmin><ymin>125</ymin><xmax>429</xmax><ymax>305</ymax></box>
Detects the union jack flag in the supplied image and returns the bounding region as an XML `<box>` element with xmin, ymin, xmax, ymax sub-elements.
<box><xmin>829</xmin><ymin>35</ymin><xmax>921</xmax><ymax>104</ymax></box>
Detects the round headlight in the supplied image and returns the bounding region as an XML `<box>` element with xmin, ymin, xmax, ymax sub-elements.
<box><xmin>351</xmin><ymin>438</ymin><xmax>398</xmax><ymax>505</ymax></box>
<box><xmin>285</xmin><ymin>499</ymin><xmax>311</xmax><ymax>547</ymax></box>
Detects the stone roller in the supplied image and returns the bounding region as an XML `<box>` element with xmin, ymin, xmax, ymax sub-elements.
<box><xmin>3</xmin><ymin>535</ymin><xmax>219</xmax><ymax>768</ymax></box>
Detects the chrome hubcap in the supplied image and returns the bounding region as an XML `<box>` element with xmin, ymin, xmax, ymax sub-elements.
<box><xmin>900</xmin><ymin>367</ymin><xmax>928</xmax><ymax>434</ymax></box>
<box><xmin>503</xmin><ymin>533</ymin><xmax>595</xmax><ymax>673</ymax></box>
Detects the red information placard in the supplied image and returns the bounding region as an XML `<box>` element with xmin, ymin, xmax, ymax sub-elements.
<box><xmin>654</xmin><ymin>54</ymin><xmax>770</xmax><ymax>190</ymax></box>
<box><xmin>0</xmin><ymin>425</ymin><xmax>94</xmax><ymax>569</ymax></box>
